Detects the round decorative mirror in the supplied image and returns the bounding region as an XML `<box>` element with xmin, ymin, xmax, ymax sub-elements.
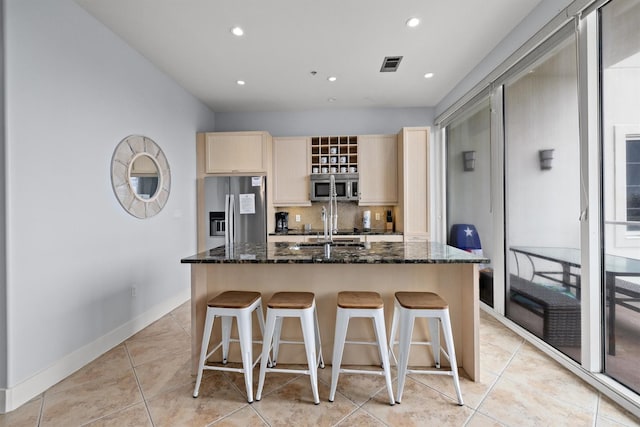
<box><xmin>111</xmin><ymin>135</ymin><xmax>171</xmax><ymax>219</ymax></box>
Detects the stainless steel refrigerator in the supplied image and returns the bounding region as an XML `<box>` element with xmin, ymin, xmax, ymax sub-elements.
<box><xmin>204</xmin><ymin>176</ymin><xmax>266</xmax><ymax>249</ymax></box>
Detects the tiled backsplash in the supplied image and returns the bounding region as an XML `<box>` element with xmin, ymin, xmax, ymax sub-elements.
<box><xmin>275</xmin><ymin>203</ymin><xmax>396</xmax><ymax>232</ymax></box>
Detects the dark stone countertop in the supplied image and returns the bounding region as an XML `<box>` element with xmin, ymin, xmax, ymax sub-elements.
<box><xmin>181</xmin><ymin>241</ymin><xmax>489</xmax><ymax>264</ymax></box>
<box><xmin>269</xmin><ymin>228</ymin><xmax>402</xmax><ymax>236</ymax></box>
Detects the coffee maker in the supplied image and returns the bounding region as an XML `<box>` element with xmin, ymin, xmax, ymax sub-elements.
<box><xmin>275</xmin><ymin>212</ymin><xmax>289</xmax><ymax>232</ymax></box>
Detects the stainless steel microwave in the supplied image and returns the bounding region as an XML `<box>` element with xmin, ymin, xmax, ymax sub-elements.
<box><xmin>310</xmin><ymin>173</ymin><xmax>359</xmax><ymax>202</ymax></box>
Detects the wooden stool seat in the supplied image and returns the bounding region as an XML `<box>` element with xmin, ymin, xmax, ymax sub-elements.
<box><xmin>267</xmin><ymin>292</ymin><xmax>314</xmax><ymax>309</ymax></box>
<box><xmin>337</xmin><ymin>291</ymin><xmax>384</xmax><ymax>309</ymax></box>
<box><xmin>208</xmin><ymin>291</ymin><xmax>261</xmax><ymax>309</ymax></box>
<box><xmin>395</xmin><ymin>291</ymin><xmax>448</xmax><ymax>310</ymax></box>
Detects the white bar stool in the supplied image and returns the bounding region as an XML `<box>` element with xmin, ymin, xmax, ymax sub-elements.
<box><xmin>389</xmin><ymin>291</ymin><xmax>464</xmax><ymax>405</ymax></box>
<box><xmin>193</xmin><ymin>291</ymin><xmax>265</xmax><ymax>403</ymax></box>
<box><xmin>256</xmin><ymin>292</ymin><xmax>325</xmax><ymax>405</ymax></box>
<box><xmin>329</xmin><ymin>291</ymin><xmax>395</xmax><ymax>405</ymax></box>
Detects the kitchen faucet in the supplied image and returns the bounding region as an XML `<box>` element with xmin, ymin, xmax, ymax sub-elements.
<box><xmin>321</xmin><ymin>175</ymin><xmax>338</xmax><ymax>242</ymax></box>
<box><xmin>329</xmin><ymin>174</ymin><xmax>338</xmax><ymax>240</ymax></box>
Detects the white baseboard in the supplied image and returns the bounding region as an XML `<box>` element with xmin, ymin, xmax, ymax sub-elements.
<box><xmin>0</xmin><ymin>289</ymin><xmax>190</xmax><ymax>414</ymax></box>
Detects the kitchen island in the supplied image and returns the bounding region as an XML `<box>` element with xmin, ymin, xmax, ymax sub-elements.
<box><xmin>181</xmin><ymin>241</ymin><xmax>488</xmax><ymax>381</ymax></box>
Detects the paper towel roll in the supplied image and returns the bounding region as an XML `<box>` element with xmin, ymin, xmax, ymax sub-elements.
<box><xmin>363</xmin><ymin>210</ymin><xmax>371</xmax><ymax>230</ymax></box>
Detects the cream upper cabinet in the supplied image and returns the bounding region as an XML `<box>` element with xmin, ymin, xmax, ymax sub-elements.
<box><xmin>272</xmin><ymin>137</ymin><xmax>311</xmax><ymax>206</ymax></box>
<box><xmin>204</xmin><ymin>132</ymin><xmax>269</xmax><ymax>173</ymax></box>
<box><xmin>358</xmin><ymin>134</ymin><xmax>398</xmax><ymax>205</ymax></box>
<box><xmin>397</xmin><ymin>127</ymin><xmax>430</xmax><ymax>241</ymax></box>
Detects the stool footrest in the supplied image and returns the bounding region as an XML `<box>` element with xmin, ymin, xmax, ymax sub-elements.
<box><xmin>344</xmin><ymin>340</ymin><xmax>379</xmax><ymax>346</ymax></box>
<box><xmin>202</xmin><ymin>365</ymin><xmax>245</xmax><ymax>374</ymax></box>
<box><xmin>406</xmin><ymin>368</ymin><xmax>455</xmax><ymax>376</ymax></box>
<box><xmin>273</xmin><ymin>339</ymin><xmax>305</xmax><ymax>345</ymax></box>
<box><xmin>266</xmin><ymin>367</ymin><xmax>311</xmax><ymax>375</ymax></box>
<box><xmin>339</xmin><ymin>368</ymin><xmax>387</xmax><ymax>376</ymax></box>
<box><xmin>220</xmin><ymin>338</ymin><xmax>264</xmax><ymax>345</ymax></box>
<box><xmin>391</xmin><ymin>341</ymin><xmax>433</xmax><ymax>347</ymax></box>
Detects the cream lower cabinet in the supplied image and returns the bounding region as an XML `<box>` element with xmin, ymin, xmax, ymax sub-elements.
<box><xmin>272</xmin><ymin>137</ymin><xmax>311</xmax><ymax>206</ymax></box>
<box><xmin>358</xmin><ymin>134</ymin><xmax>398</xmax><ymax>205</ymax></box>
<box><xmin>202</xmin><ymin>131</ymin><xmax>269</xmax><ymax>173</ymax></box>
<box><xmin>397</xmin><ymin>127</ymin><xmax>430</xmax><ymax>241</ymax></box>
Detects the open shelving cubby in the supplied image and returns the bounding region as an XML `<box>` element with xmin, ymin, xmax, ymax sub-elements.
<box><xmin>310</xmin><ymin>135</ymin><xmax>358</xmax><ymax>174</ymax></box>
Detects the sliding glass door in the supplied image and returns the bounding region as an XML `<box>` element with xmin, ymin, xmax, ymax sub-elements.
<box><xmin>503</xmin><ymin>32</ymin><xmax>582</xmax><ymax>361</ymax></box>
<box><xmin>445</xmin><ymin>99</ymin><xmax>494</xmax><ymax>306</ymax></box>
<box><xmin>601</xmin><ymin>0</ymin><xmax>640</xmax><ymax>393</ymax></box>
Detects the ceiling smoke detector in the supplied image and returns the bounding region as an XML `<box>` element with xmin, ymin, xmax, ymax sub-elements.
<box><xmin>380</xmin><ymin>56</ymin><xmax>403</xmax><ymax>72</ymax></box>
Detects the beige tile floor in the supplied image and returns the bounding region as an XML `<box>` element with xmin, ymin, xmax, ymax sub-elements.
<box><xmin>2</xmin><ymin>302</ymin><xmax>640</xmax><ymax>427</ymax></box>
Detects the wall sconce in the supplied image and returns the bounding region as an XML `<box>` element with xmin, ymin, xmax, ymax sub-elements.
<box><xmin>463</xmin><ymin>151</ymin><xmax>476</xmax><ymax>172</ymax></box>
<box><xmin>539</xmin><ymin>149</ymin><xmax>554</xmax><ymax>170</ymax></box>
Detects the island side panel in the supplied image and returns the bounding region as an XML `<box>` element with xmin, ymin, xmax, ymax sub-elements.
<box><xmin>191</xmin><ymin>262</ymin><xmax>479</xmax><ymax>381</ymax></box>
<box><xmin>191</xmin><ymin>263</ymin><xmax>209</xmax><ymax>374</ymax></box>
<box><xmin>461</xmin><ymin>263</ymin><xmax>479</xmax><ymax>381</ymax></box>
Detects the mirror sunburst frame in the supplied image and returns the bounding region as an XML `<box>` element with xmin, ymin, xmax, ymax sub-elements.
<box><xmin>111</xmin><ymin>135</ymin><xmax>171</xmax><ymax>219</ymax></box>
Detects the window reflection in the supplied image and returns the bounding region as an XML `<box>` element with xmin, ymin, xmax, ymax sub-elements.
<box><xmin>504</xmin><ymin>34</ymin><xmax>582</xmax><ymax>362</ymax></box>
<box><xmin>601</xmin><ymin>0</ymin><xmax>640</xmax><ymax>394</ymax></box>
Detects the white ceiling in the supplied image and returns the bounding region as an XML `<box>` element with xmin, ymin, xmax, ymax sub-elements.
<box><xmin>76</xmin><ymin>0</ymin><xmax>543</xmax><ymax>113</ymax></box>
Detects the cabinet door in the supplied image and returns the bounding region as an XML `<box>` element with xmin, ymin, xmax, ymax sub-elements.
<box><xmin>205</xmin><ymin>133</ymin><xmax>266</xmax><ymax>173</ymax></box>
<box><xmin>358</xmin><ymin>135</ymin><xmax>398</xmax><ymax>205</ymax></box>
<box><xmin>398</xmin><ymin>127</ymin><xmax>429</xmax><ymax>241</ymax></box>
<box><xmin>272</xmin><ymin>137</ymin><xmax>311</xmax><ymax>206</ymax></box>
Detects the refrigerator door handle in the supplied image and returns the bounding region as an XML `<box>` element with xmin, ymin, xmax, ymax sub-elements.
<box><xmin>224</xmin><ymin>194</ymin><xmax>231</xmax><ymax>246</ymax></box>
<box><xmin>228</xmin><ymin>194</ymin><xmax>235</xmax><ymax>246</ymax></box>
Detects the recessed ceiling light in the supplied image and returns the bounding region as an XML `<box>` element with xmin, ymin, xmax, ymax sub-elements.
<box><xmin>424</xmin><ymin>72</ymin><xmax>434</xmax><ymax>79</ymax></box>
<box><xmin>406</xmin><ymin>17</ymin><xmax>420</xmax><ymax>28</ymax></box>
<box><xmin>231</xmin><ymin>26</ymin><xmax>244</xmax><ymax>36</ymax></box>
<box><xmin>236</xmin><ymin>80</ymin><xmax>245</xmax><ymax>85</ymax></box>
<box><xmin>327</xmin><ymin>76</ymin><xmax>337</xmax><ymax>82</ymax></box>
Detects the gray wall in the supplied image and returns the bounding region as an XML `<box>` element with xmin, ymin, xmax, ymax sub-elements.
<box><xmin>3</xmin><ymin>0</ymin><xmax>215</xmax><ymax>401</ymax></box>
<box><xmin>214</xmin><ymin>107</ymin><xmax>434</xmax><ymax>136</ymax></box>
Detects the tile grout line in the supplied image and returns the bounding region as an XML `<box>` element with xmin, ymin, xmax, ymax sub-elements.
<box><xmin>470</xmin><ymin>338</ymin><xmax>525</xmax><ymax>424</ymax></box>
<box><xmin>498</xmin><ymin>339</ymin><xmax>603</xmax><ymax>421</ymax></box>
<box><xmin>464</xmin><ymin>361</ymin><xmax>513</xmax><ymax>425</ymax></box>
<box><xmin>170</xmin><ymin>311</ymin><xmax>191</xmax><ymax>336</ymax></box>
<box><xmin>355</xmin><ymin>397</ymin><xmax>392</xmax><ymax>427</ymax></box>
<box><xmin>36</xmin><ymin>392</ymin><xmax>45</xmax><ymax>427</ymax></box>
<box><xmin>203</xmin><ymin>403</ymin><xmax>251</xmax><ymax>427</ymax></box>
<box><xmin>123</xmin><ymin>340</ymin><xmax>157</xmax><ymax>427</ymax></box>
<box><xmin>248</xmin><ymin>403</ymin><xmax>273</xmax><ymax>427</ymax></box>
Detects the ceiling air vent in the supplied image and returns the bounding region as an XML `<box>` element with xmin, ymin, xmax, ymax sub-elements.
<box><xmin>380</xmin><ymin>56</ymin><xmax>403</xmax><ymax>72</ymax></box>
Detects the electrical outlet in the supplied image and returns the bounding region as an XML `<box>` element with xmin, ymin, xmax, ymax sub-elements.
<box><xmin>375</xmin><ymin>212</ymin><xmax>381</xmax><ymax>221</ymax></box>
<box><xmin>295</xmin><ymin>214</ymin><xmax>301</xmax><ymax>222</ymax></box>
